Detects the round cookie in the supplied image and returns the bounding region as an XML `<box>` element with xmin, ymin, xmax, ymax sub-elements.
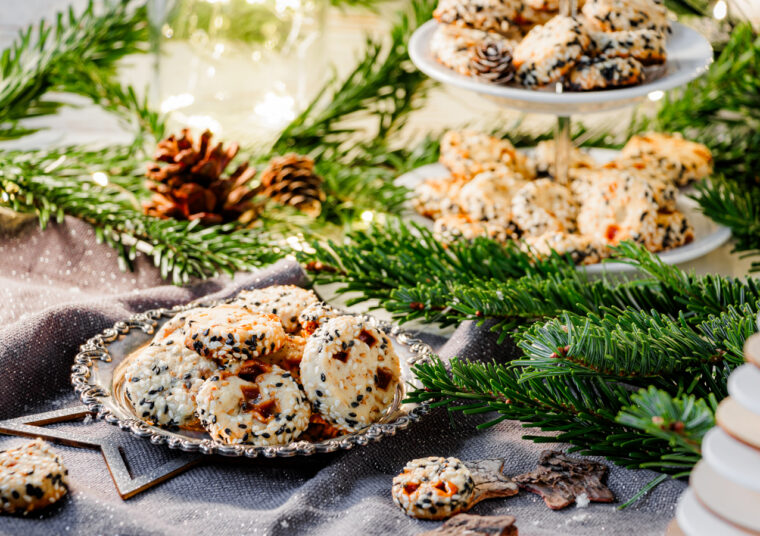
<box><xmin>439</xmin><ymin>130</ymin><xmax>534</xmax><ymax>180</ymax></box>
<box><xmin>153</xmin><ymin>306</ymin><xmax>206</xmax><ymax>342</ymax></box>
<box><xmin>392</xmin><ymin>457</ymin><xmax>475</xmax><ymax>520</ymax></box>
<box><xmin>433</xmin><ymin>0</ymin><xmax>529</xmax><ymax>35</ymax></box>
<box><xmin>565</xmin><ymin>56</ymin><xmax>644</xmax><ymax>91</ymax></box>
<box><xmin>619</xmin><ymin>132</ymin><xmax>713</xmax><ymax>186</ymax></box>
<box><xmin>125</xmin><ymin>331</ymin><xmax>219</xmax><ymax>427</ymax></box>
<box><xmin>576</xmin><ymin>172</ymin><xmax>659</xmax><ymax>247</ymax></box>
<box><xmin>511</xmin><ymin>178</ymin><xmax>578</xmax><ymax>237</ymax></box>
<box><xmin>196</xmin><ymin>366</ymin><xmax>310</xmax><ymax>446</ymax></box>
<box><xmin>254</xmin><ymin>335</ymin><xmax>307</xmax><ymax>380</ymax></box>
<box><xmin>651</xmin><ymin>210</ymin><xmax>694</xmax><ymax>251</ymax></box>
<box><xmin>524</xmin><ymin>231</ymin><xmax>608</xmax><ymax>265</ymax></box>
<box><xmin>532</xmin><ymin>140</ymin><xmax>596</xmax><ymax>178</ymax></box>
<box><xmin>301</xmin><ymin>316</ymin><xmax>401</xmax><ymax>432</ymax></box>
<box><xmin>582</xmin><ymin>0</ymin><xmax>671</xmax><ymax>33</ymax></box>
<box><xmin>0</xmin><ymin>439</ymin><xmax>69</xmax><ymax>515</ymax></box>
<box><xmin>183</xmin><ymin>304</ymin><xmax>287</xmax><ymax>366</ymax></box>
<box><xmin>412</xmin><ymin>175</ymin><xmax>464</xmax><ymax>219</ymax></box>
<box><xmin>456</xmin><ymin>169</ymin><xmax>527</xmax><ymax>224</ymax></box>
<box><xmin>513</xmin><ymin>15</ymin><xmax>591</xmax><ymax>87</ymax></box>
<box><xmin>589</xmin><ymin>28</ymin><xmax>666</xmax><ymax>65</ymax></box>
<box><xmin>232</xmin><ymin>285</ymin><xmax>319</xmax><ymax>333</ymax></box>
<box><xmin>573</xmin><ymin>166</ymin><xmax>677</xmax><ymax>212</ymax></box>
<box><xmin>298</xmin><ymin>302</ymin><xmax>340</xmax><ymax>337</ymax></box>
<box><xmin>434</xmin><ymin>214</ymin><xmax>515</xmax><ymax>244</ymax></box>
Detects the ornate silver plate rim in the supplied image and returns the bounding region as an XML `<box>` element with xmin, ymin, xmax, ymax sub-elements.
<box><xmin>71</xmin><ymin>300</ymin><xmax>434</xmax><ymax>458</ymax></box>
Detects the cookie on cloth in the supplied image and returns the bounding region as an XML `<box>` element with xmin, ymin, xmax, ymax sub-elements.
<box><xmin>512</xmin><ymin>15</ymin><xmax>591</xmax><ymax>87</ymax></box>
<box><xmin>532</xmin><ymin>140</ymin><xmax>596</xmax><ymax>178</ymax></box>
<box><xmin>524</xmin><ymin>231</ymin><xmax>608</xmax><ymax>265</ymax></box>
<box><xmin>392</xmin><ymin>457</ymin><xmax>475</xmax><ymax>520</ymax></box>
<box><xmin>511</xmin><ymin>178</ymin><xmax>578</xmax><ymax>237</ymax></box>
<box><xmin>576</xmin><ymin>172</ymin><xmax>659</xmax><ymax>247</ymax></box>
<box><xmin>0</xmin><ymin>439</ymin><xmax>69</xmax><ymax>515</ymax></box>
<box><xmin>183</xmin><ymin>304</ymin><xmax>287</xmax><ymax>366</ymax></box>
<box><xmin>439</xmin><ymin>130</ymin><xmax>534</xmax><ymax>180</ymax></box>
<box><xmin>231</xmin><ymin>285</ymin><xmax>319</xmax><ymax>333</ymax></box>
<box><xmin>565</xmin><ymin>56</ymin><xmax>644</xmax><ymax>91</ymax></box>
<box><xmin>430</xmin><ymin>25</ymin><xmax>518</xmax><ymax>79</ymax></box>
<box><xmin>582</xmin><ymin>0</ymin><xmax>671</xmax><ymax>33</ymax></box>
<box><xmin>412</xmin><ymin>175</ymin><xmax>464</xmax><ymax>219</ymax></box>
<box><xmin>298</xmin><ymin>302</ymin><xmax>340</xmax><ymax>337</ymax></box>
<box><xmin>196</xmin><ymin>365</ymin><xmax>310</xmax><ymax>446</ymax></box>
<box><xmin>619</xmin><ymin>132</ymin><xmax>713</xmax><ymax>186</ymax></box>
<box><xmin>456</xmin><ymin>169</ymin><xmax>527</xmax><ymax>223</ymax></box>
<box><xmin>589</xmin><ymin>28</ymin><xmax>666</xmax><ymax>65</ymax></box>
<box><xmin>434</xmin><ymin>214</ymin><xmax>515</xmax><ymax>244</ymax></box>
<box><xmin>125</xmin><ymin>331</ymin><xmax>219</xmax><ymax>427</ymax></box>
<box><xmin>433</xmin><ymin>0</ymin><xmax>529</xmax><ymax>35</ymax></box>
<box><xmin>301</xmin><ymin>316</ymin><xmax>401</xmax><ymax>432</ymax></box>
<box><xmin>651</xmin><ymin>210</ymin><xmax>694</xmax><ymax>251</ymax></box>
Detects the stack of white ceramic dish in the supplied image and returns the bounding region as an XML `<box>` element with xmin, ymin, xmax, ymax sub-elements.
<box><xmin>668</xmin><ymin>332</ymin><xmax>760</xmax><ymax>535</ymax></box>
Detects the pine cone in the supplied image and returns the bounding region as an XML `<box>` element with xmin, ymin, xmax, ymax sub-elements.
<box><xmin>143</xmin><ymin>129</ymin><xmax>258</xmax><ymax>225</ymax></box>
<box><xmin>258</xmin><ymin>154</ymin><xmax>325</xmax><ymax>217</ymax></box>
<box><xmin>471</xmin><ymin>41</ymin><xmax>514</xmax><ymax>85</ymax></box>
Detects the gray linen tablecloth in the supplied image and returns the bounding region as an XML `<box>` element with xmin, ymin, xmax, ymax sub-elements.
<box><xmin>0</xmin><ymin>217</ymin><xmax>685</xmax><ymax>535</ymax></box>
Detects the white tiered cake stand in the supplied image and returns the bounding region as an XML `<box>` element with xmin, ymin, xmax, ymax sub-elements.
<box><xmin>406</xmin><ymin>1</ymin><xmax>725</xmax><ymax>272</ymax></box>
<box><xmin>668</xmin><ymin>327</ymin><xmax>760</xmax><ymax>536</ymax></box>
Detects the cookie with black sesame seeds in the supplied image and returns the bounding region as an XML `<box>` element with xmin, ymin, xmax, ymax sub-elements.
<box><xmin>152</xmin><ymin>306</ymin><xmax>206</xmax><ymax>342</ymax></box>
<box><xmin>124</xmin><ymin>330</ymin><xmax>219</xmax><ymax>428</ymax></box>
<box><xmin>511</xmin><ymin>178</ymin><xmax>578</xmax><ymax>237</ymax></box>
<box><xmin>231</xmin><ymin>285</ymin><xmax>319</xmax><ymax>333</ymax></box>
<box><xmin>434</xmin><ymin>214</ymin><xmax>516</xmax><ymax>244</ymax></box>
<box><xmin>298</xmin><ymin>302</ymin><xmax>340</xmax><ymax>337</ymax></box>
<box><xmin>301</xmin><ymin>316</ymin><xmax>401</xmax><ymax>433</ymax></box>
<box><xmin>651</xmin><ymin>210</ymin><xmax>694</xmax><ymax>252</ymax></box>
<box><xmin>588</xmin><ymin>28</ymin><xmax>666</xmax><ymax>65</ymax></box>
<box><xmin>576</xmin><ymin>172</ymin><xmax>659</xmax><ymax>247</ymax></box>
<box><xmin>523</xmin><ymin>231</ymin><xmax>608</xmax><ymax>265</ymax></box>
<box><xmin>565</xmin><ymin>55</ymin><xmax>644</xmax><ymax>91</ymax></box>
<box><xmin>431</xmin><ymin>24</ymin><xmax>518</xmax><ymax>79</ymax></box>
<box><xmin>582</xmin><ymin>0</ymin><xmax>671</xmax><ymax>33</ymax></box>
<box><xmin>195</xmin><ymin>365</ymin><xmax>310</xmax><ymax>446</ymax></box>
<box><xmin>392</xmin><ymin>457</ymin><xmax>475</xmax><ymax>520</ymax></box>
<box><xmin>588</xmin><ymin>165</ymin><xmax>678</xmax><ymax>212</ymax></box>
<box><xmin>433</xmin><ymin>0</ymin><xmax>527</xmax><ymax>35</ymax></box>
<box><xmin>456</xmin><ymin>169</ymin><xmax>527</xmax><ymax>224</ymax></box>
<box><xmin>412</xmin><ymin>175</ymin><xmax>465</xmax><ymax>220</ymax></box>
<box><xmin>439</xmin><ymin>130</ymin><xmax>534</xmax><ymax>181</ymax></box>
<box><xmin>253</xmin><ymin>334</ymin><xmax>307</xmax><ymax>381</ymax></box>
<box><xmin>532</xmin><ymin>140</ymin><xmax>596</xmax><ymax>178</ymax></box>
<box><xmin>0</xmin><ymin>439</ymin><xmax>69</xmax><ymax>515</ymax></box>
<box><xmin>512</xmin><ymin>15</ymin><xmax>591</xmax><ymax>87</ymax></box>
<box><xmin>619</xmin><ymin>132</ymin><xmax>713</xmax><ymax>187</ymax></box>
<box><xmin>182</xmin><ymin>304</ymin><xmax>287</xmax><ymax>366</ymax></box>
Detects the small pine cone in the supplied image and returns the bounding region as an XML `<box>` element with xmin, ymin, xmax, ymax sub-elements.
<box><xmin>471</xmin><ymin>41</ymin><xmax>514</xmax><ymax>85</ymax></box>
<box><xmin>258</xmin><ymin>154</ymin><xmax>325</xmax><ymax>217</ymax></box>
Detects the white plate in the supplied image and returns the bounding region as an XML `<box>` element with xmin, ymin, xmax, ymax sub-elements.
<box><xmin>728</xmin><ymin>364</ymin><xmax>760</xmax><ymax>417</ymax></box>
<box><xmin>409</xmin><ymin>20</ymin><xmax>713</xmax><ymax>114</ymax></box>
<box><xmin>676</xmin><ymin>489</ymin><xmax>755</xmax><ymax>536</ymax></box>
<box><xmin>396</xmin><ymin>154</ymin><xmax>731</xmax><ymax>274</ymax></box>
<box><xmin>702</xmin><ymin>428</ymin><xmax>760</xmax><ymax>495</ymax></box>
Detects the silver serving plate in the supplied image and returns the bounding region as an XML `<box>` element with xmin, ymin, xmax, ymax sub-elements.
<box><xmin>71</xmin><ymin>301</ymin><xmax>433</xmax><ymax>458</ymax></box>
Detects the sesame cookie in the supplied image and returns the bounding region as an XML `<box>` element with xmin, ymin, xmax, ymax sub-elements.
<box><xmin>524</xmin><ymin>231</ymin><xmax>608</xmax><ymax>265</ymax></box>
<box><xmin>153</xmin><ymin>306</ymin><xmax>206</xmax><ymax>342</ymax></box>
<box><xmin>253</xmin><ymin>335</ymin><xmax>307</xmax><ymax>380</ymax></box>
<box><xmin>589</xmin><ymin>165</ymin><xmax>678</xmax><ymax>211</ymax></box>
<box><xmin>0</xmin><ymin>439</ymin><xmax>68</xmax><ymax>515</ymax></box>
<box><xmin>412</xmin><ymin>176</ymin><xmax>464</xmax><ymax>219</ymax></box>
<box><xmin>456</xmin><ymin>169</ymin><xmax>527</xmax><ymax>223</ymax></box>
<box><xmin>576</xmin><ymin>172</ymin><xmax>659</xmax><ymax>247</ymax></box>
<box><xmin>511</xmin><ymin>178</ymin><xmax>578</xmax><ymax>237</ymax></box>
<box><xmin>125</xmin><ymin>331</ymin><xmax>219</xmax><ymax>428</ymax></box>
<box><xmin>232</xmin><ymin>285</ymin><xmax>319</xmax><ymax>333</ymax></box>
<box><xmin>513</xmin><ymin>15</ymin><xmax>591</xmax><ymax>87</ymax></box>
<box><xmin>433</xmin><ymin>0</ymin><xmax>530</xmax><ymax>34</ymax></box>
<box><xmin>589</xmin><ymin>28</ymin><xmax>666</xmax><ymax>65</ymax></box>
<box><xmin>298</xmin><ymin>302</ymin><xmax>340</xmax><ymax>337</ymax></box>
<box><xmin>582</xmin><ymin>0</ymin><xmax>671</xmax><ymax>33</ymax></box>
<box><xmin>434</xmin><ymin>214</ymin><xmax>515</xmax><ymax>244</ymax></box>
<box><xmin>301</xmin><ymin>316</ymin><xmax>401</xmax><ymax>433</ymax></box>
<box><xmin>565</xmin><ymin>56</ymin><xmax>644</xmax><ymax>91</ymax></box>
<box><xmin>532</xmin><ymin>140</ymin><xmax>596</xmax><ymax>178</ymax></box>
<box><xmin>196</xmin><ymin>366</ymin><xmax>310</xmax><ymax>446</ymax></box>
<box><xmin>651</xmin><ymin>210</ymin><xmax>695</xmax><ymax>251</ymax></box>
<box><xmin>431</xmin><ymin>25</ymin><xmax>518</xmax><ymax>79</ymax></box>
<box><xmin>392</xmin><ymin>457</ymin><xmax>476</xmax><ymax>520</ymax></box>
<box><xmin>439</xmin><ymin>130</ymin><xmax>534</xmax><ymax>180</ymax></box>
<box><xmin>183</xmin><ymin>304</ymin><xmax>287</xmax><ymax>366</ymax></box>
<box><xmin>619</xmin><ymin>132</ymin><xmax>713</xmax><ymax>186</ymax></box>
